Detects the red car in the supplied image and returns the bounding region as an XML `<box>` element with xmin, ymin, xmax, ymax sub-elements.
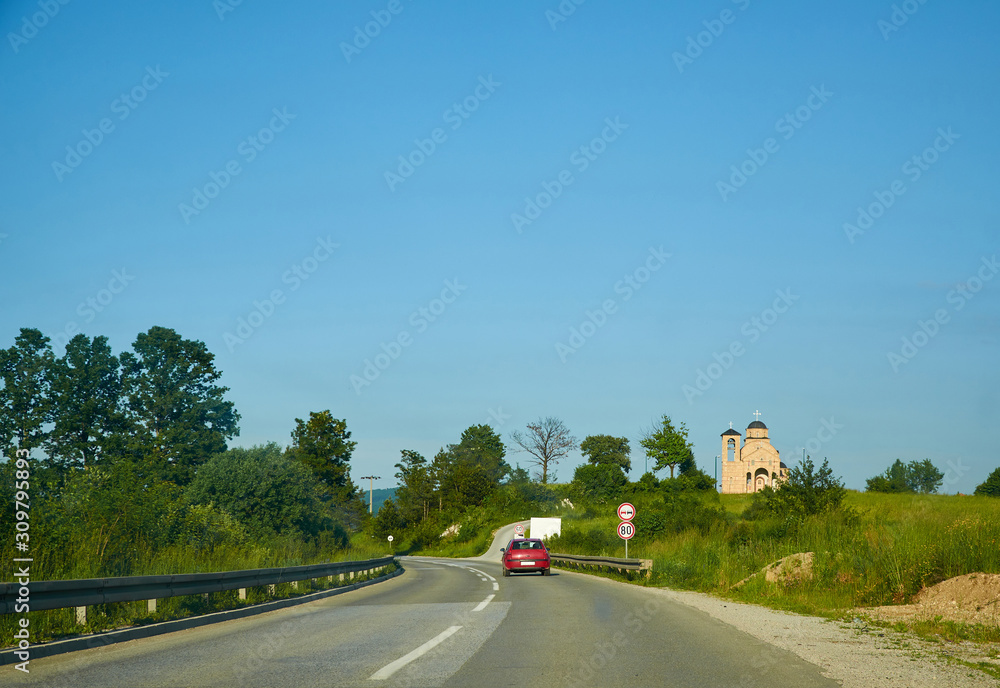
<box><xmin>500</xmin><ymin>538</ymin><xmax>551</xmax><ymax>576</ymax></box>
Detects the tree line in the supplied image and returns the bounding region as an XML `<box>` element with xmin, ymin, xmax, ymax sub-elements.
<box><xmin>0</xmin><ymin>327</ymin><xmax>366</xmax><ymax>578</ymax></box>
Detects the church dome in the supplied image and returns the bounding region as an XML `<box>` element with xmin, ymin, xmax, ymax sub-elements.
<box><xmin>748</xmin><ymin>420</ymin><xmax>767</xmax><ymax>429</ymax></box>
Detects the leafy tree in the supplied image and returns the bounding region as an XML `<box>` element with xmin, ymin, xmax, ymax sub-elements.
<box><xmin>289</xmin><ymin>410</ymin><xmax>358</xmax><ymax>500</ymax></box>
<box><xmin>186</xmin><ymin>443</ymin><xmax>335</xmax><ymax>539</ymax></box>
<box><xmin>640</xmin><ymin>415</ymin><xmax>694</xmax><ymax>479</ymax></box>
<box><xmin>394</xmin><ymin>449</ymin><xmax>435</xmax><ymax>523</ymax></box>
<box><xmin>866</xmin><ymin>459</ymin><xmax>944</xmax><ymax>494</ymax></box>
<box><xmin>974</xmin><ymin>467</ymin><xmax>1000</xmax><ymax>497</ymax></box>
<box><xmin>580</xmin><ymin>435</ymin><xmax>631</xmax><ymax>472</ymax></box>
<box><xmin>453</xmin><ymin>424</ymin><xmax>509</xmax><ymax>484</ymax></box>
<box><xmin>0</xmin><ymin>328</ymin><xmax>55</xmax><ymax>456</ymax></box>
<box><xmin>571</xmin><ymin>462</ymin><xmax>627</xmax><ymax>503</ymax></box>
<box><xmin>509</xmin><ymin>417</ymin><xmax>577</xmax><ymax>483</ymax></box>
<box><xmin>434</xmin><ymin>424</ymin><xmax>510</xmax><ymax>511</ymax></box>
<box><xmin>372</xmin><ymin>499</ymin><xmax>404</xmax><ymax>540</ymax></box>
<box><xmin>45</xmin><ymin>334</ymin><xmax>124</xmax><ymax>470</ymax></box>
<box><xmin>120</xmin><ymin>327</ymin><xmax>240</xmax><ymax>484</ymax></box>
<box><xmin>752</xmin><ymin>456</ymin><xmax>845</xmax><ymax>517</ymax></box>
<box><xmin>908</xmin><ymin>459</ymin><xmax>945</xmax><ymax>494</ymax></box>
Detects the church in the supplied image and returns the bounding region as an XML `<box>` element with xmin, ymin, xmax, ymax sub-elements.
<box><xmin>720</xmin><ymin>412</ymin><xmax>788</xmax><ymax>494</ymax></box>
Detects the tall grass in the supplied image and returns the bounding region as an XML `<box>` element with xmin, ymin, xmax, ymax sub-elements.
<box><xmin>549</xmin><ymin>491</ymin><xmax>1000</xmax><ymax>616</ymax></box>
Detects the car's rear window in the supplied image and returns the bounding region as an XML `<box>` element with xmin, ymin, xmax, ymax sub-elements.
<box><xmin>511</xmin><ymin>540</ymin><xmax>544</xmax><ymax>550</ymax></box>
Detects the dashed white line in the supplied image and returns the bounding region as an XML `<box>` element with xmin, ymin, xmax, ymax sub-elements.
<box><xmin>472</xmin><ymin>594</ymin><xmax>495</xmax><ymax>612</ymax></box>
<box><xmin>370</xmin><ymin>625</ymin><xmax>463</xmax><ymax>680</ymax></box>
<box><xmin>492</xmin><ymin>582</ymin><xmax>499</xmax><ymax>591</ymax></box>
<box><xmin>466</xmin><ymin>567</ymin><xmax>496</xmax><ymax>582</ymax></box>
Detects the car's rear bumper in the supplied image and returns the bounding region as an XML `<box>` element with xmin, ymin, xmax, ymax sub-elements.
<box><xmin>503</xmin><ymin>561</ymin><xmax>550</xmax><ymax>572</ymax></box>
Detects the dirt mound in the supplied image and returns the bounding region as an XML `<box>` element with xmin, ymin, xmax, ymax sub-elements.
<box><xmin>733</xmin><ymin>552</ymin><xmax>814</xmax><ymax>588</ymax></box>
<box><xmin>862</xmin><ymin>573</ymin><xmax>1000</xmax><ymax>627</ymax></box>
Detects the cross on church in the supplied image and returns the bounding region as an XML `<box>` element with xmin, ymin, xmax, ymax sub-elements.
<box><xmin>753</xmin><ymin>409</ymin><xmax>762</xmax><ymax>421</ymax></box>
<box><xmin>729</xmin><ymin>422</ymin><xmax>733</xmax><ymax>429</ymax></box>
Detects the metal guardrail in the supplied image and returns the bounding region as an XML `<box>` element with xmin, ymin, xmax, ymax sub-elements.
<box><xmin>549</xmin><ymin>553</ymin><xmax>653</xmax><ymax>577</ymax></box>
<box><xmin>0</xmin><ymin>556</ymin><xmax>395</xmax><ymax>619</ymax></box>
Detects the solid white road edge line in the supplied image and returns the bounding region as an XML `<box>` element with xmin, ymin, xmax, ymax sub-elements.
<box><xmin>369</xmin><ymin>625</ymin><xmax>463</xmax><ymax>680</ymax></box>
<box><xmin>472</xmin><ymin>594</ymin><xmax>495</xmax><ymax>612</ymax></box>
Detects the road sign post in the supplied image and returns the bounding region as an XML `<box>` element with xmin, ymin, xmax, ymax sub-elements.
<box><xmin>617</xmin><ymin>520</ymin><xmax>635</xmax><ymax>558</ymax></box>
<box><xmin>617</xmin><ymin>503</ymin><xmax>635</xmax><ymax>558</ymax></box>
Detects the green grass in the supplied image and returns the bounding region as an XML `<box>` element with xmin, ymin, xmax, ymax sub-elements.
<box><xmin>531</xmin><ymin>492</ymin><xmax>1000</xmax><ymax>643</ymax></box>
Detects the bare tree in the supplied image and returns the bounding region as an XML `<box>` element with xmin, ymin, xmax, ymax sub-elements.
<box><xmin>509</xmin><ymin>417</ymin><xmax>577</xmax><ymax>484</ymax></box>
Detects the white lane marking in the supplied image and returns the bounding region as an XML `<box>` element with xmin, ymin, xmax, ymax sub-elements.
<box><xmin>466</xmin><ymin>567</ymin><xmax>496</xmax><ymax>582</ymax></box>
<box><xmin>370</xmin><ymin>625</ymin><xmax>463</xmax><ymax>680</ymax></box>
<box><xmin>492</xmin><ymin>582</ymin><xmax>499</xmax><ymax>591</ymax></box>
<box><xmin>471</xmin><ymin>594</ymin><xmax>495</xmax><ymax>612</ymax></box>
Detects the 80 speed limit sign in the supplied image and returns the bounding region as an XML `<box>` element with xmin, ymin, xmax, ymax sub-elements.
<box><xmin>617</xmin><ymin>521</ymin><xmax>635</xmax><ymax>540</ymax></box>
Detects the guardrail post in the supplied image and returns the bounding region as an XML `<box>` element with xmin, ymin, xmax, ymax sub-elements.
<box><xmin>339</xmin><ymin>573</ymin><xmax>344</xmax><ymax>583</ymax></box>
<box><xmin>349</xmin><ymin>571</ymin><xmax>355</xmax><ymax>580</ymax></box>
<box><xmin>291</xmin><ymin>581</ymin><xmax>298</xmax><ymax>591</ymax></box>
<box><xmin>238</xmin><ymin>588</ymin><xmax>247</xmax><ymax>600</ymax></box>
<box><xmin>268</xmin><ymin>584</ymin><xmax>276</xmax><ymax>596</ymax></box>
<box><xmin>76</xmin><ymin>606</ymin><xmax>86</xmax><ymax>625</ymax></box>
<box><xmin>147</xmin><ymin>599</ymin><xmax>157</xmax><ymax>613</ymax></box>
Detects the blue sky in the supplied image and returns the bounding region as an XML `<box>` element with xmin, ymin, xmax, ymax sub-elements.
<box><xmin>2</xmin><ymin>0</ymin><xmax>997</xmax><ymax>494</ymax></box>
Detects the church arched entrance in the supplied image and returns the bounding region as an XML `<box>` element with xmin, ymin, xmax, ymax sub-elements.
<box><xmin>753</xmin><ymin>467</ymin><xmax>769</xmax><ymax>492</ymax></box>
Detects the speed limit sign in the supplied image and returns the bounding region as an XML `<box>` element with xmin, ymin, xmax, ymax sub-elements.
<box><xmin>514</xmin><ymin>524</ymin><xmax>525</xmax><ymax>535</ymax></box>
<box><xmin>617</xmin><ymin>521</ymin><xmax>635</xmax><ymax>540</ymax></box>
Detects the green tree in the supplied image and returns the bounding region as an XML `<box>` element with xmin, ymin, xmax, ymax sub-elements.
<box><xmin>186</xmin><ymin>443</ymin><xmax>335</xmax><ymax>539</ymax></box>
<box><xmin>640</xmin><ymin>415</ymin><xmax>694</xmax><ymax>479</ymax></box>
<box><xmin>571</xmin><ymin>463</ymin><xmax>627</xmax><ymax>503</ymax></box>
<box><xmin>372</xmin><ymin>499</ymin><xmax>404</xmax><ymax>540</ymax></box>
<box><xmin>580</xmin><ymin>435</ymin><xmax>631</xmax><ymax>472</ymax></box>
<box><xmin>753</xmin><ymin>456</ymin><xmax>845</xmax><ymax>517</ymax></box>
<box><xmin>120</xmin><ymin>327</ymin><xmax>240</xmax><ymax>484</ymax></box>
<box><xmin>866</xmin><ymin>459</ymin><xmax>944</xmax><ymax>494</ymax></box>
<box><xmin>509</xmin><ymin>417</ymin><xmax>577</xmax><ymax>483</ymax></box>
<box><xmin>974</xmin><ymin>467</ymin><xmax>1000</xmax><ymax>497</ymax></box>
<box><xmin>394</xmin><ymin>449</ymin><xmax>435</xmax><ymax>523</ymax></box>
<box><xmin>453</xmin><ymin>424</ymin><xmax>509</xmax><ymax>483</ymax></box>
<box><xmin>0</xmin><ymin>328</ymin><xmax>55</xmax><ymax>456</ymax></box>
<box><xmin>289</xmin><ymin>410</ymin><xmax>358</xmax><ymax>500</ymax></box>
<box><xmin>433</xmin><ymin>424</ymin><xmax>510</xmax><ymax>511</ymax></box>
<box><xmin>45</xmin><ymin>334</ymin><xmax>124</xmax><ymax>470</ymax></box>
<box><xmin>907</xmin><ymin>459</ymin><xmax>944</xmax><ymax>494</ymax></box>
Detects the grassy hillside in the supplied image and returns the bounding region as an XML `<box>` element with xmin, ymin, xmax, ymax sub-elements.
<box><xmin>545</xmin><ymin>491</ymin><xmax>1000</xmax><ymax>619</ymax></box>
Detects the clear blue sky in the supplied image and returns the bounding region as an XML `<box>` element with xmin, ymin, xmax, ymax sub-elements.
<box><xmin>2</xmin><ymin>1</ymin><xmax>997</xmax><ymax>494</ymax></box>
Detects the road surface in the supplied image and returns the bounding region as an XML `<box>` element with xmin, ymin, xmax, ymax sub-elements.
<box><xmin>13</xmin><ymin>522</ymin><xmax>837</xmax><ymax>687</ymax></box>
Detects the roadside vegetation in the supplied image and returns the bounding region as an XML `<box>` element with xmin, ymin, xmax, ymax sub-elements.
<box><xmin>0</xmin><ymin>327</ymin><xmax>383</xmax><ymax>644</ymax></box>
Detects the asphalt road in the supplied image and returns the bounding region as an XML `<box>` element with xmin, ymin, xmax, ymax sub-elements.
<box><xmin>13</xmin><ymin>522</ymin><xmax>838</xmax><ymax>687</ymax></box>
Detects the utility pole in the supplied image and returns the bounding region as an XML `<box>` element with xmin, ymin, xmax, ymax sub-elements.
<box><xmin>359</xmin><ymin>475</ymin><xmax>380</xmax><ymax>514</ymax></box>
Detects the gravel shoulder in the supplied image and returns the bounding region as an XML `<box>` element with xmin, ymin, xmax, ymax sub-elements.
<box><xmin>573</xmin><ymin>572</ymin><xmax>999</xmax><ymax>687</ymax></box>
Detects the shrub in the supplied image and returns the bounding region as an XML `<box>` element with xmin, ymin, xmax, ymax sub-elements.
<box><xmin>748</xmin><ymin>456</ymin><xmax>845</xmax><ymax>518</ymax></box>
<box><xmin>571</xmin><ymin>463</ymin><xmax>627</xmax><ymax>503</ymax></box>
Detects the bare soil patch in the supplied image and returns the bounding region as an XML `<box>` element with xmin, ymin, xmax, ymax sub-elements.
<box><xmin>862</xmin><ymin>573</ymin><xmax>1000</xmax><ymax>626</ymax></box>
